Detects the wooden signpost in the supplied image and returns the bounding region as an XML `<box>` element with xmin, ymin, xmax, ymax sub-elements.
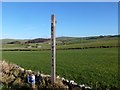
<box><xmin>51</xmin><ymin>14</ymin><xmax>56</xmax><ymax>85</ymax></box>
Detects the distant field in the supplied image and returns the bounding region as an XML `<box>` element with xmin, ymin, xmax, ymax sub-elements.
<box><xmin>1</xmin><ymin>35</ymin><xmax>119</xmax><ymax>50</ymax></box>
<box><xmin>2</xmin><ymin>48</ymin><xmax>118</xmax><ymax>89</ymax></box>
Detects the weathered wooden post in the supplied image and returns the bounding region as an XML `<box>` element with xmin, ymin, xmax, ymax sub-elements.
<box><xmin>51</xmin><ymin>14</ymin><xmax>56</xmax><ymax>84</ymax></box>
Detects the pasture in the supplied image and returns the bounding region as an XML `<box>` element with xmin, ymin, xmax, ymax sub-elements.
<box><xmin>1</xmin><ymin>36</ymin><xmax>118</xmax><ymax>50</ymax></box>
<box><xmin>2</xmin><ymin>48</ymin><xmax>118</xmax><ymax>89</ymax></box>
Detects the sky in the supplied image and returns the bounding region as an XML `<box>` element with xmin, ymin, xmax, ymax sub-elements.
<box><xmin>2</xmin><ymin>2</ymin><xmax>118</xmax><ymax>39</ymax></box>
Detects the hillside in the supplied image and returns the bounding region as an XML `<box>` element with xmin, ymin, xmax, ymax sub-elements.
<box><xmin>1</xmin><ymin>35</ymin><xmax>119</xmax><ymax>50</ymax></box>
<box><xmin>1</xmin><ymin>35</ymin><xmax>119</xmax><ymax>44</ymax></box>
<box><xmin>1</xmin><ymin>39</ymin><xmax>28</xmax><ymax>44</ymax></box>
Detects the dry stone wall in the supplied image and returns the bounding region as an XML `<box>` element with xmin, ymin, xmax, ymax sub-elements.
<box><xmin>0</xmin><ymin>60</ymin><xmax>91</xmax><ymax>90</ymax></box>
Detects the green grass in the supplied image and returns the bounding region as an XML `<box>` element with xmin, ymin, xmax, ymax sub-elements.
<box><xmin>2</xmin><ymin>48</ymin><xmax>118</xmax><ymax>89</ymax></box>
<box><xmin>57</xmin><ymin>39</ymin><xmax>118</xmax><ymax>49</ymax></box>
<box><xmin>2</xmin><ymin>44</ymin><xmax>25</xmax><ymax>48</ymax></box>
<box><xmin>2</xmin><ymin>36</ymin><xmax>118</xmax><ymax>50</ymax></box>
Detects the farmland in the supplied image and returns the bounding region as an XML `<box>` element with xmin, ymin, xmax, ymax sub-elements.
<box><xmin>2</xmin><ymin>48</ymin><xmax>118</xmax><ymax>89</ymax></box>
<box><xmin>1</xmin><ymin>35</ymin><xmax>119</xmax><ymax>89</ymax></box>
<box><xmin>1</xmin><ymin>35</ymin><xmax>118</xmax><ymax>50</ymax></box>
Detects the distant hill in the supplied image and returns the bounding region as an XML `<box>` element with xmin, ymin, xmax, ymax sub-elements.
<box><xmin>56</xmin><ymin>35</ymin><xmax>119</xmax><ymax>45</ymax></box>
<box><xmin>1</xmin><ymin>35</ymin><xmax>119</xmax><ymax>44</ymax></box>
<box><xmin>25</xmin><ymin>38</ymin><xmax>50</xmax><ymax>44</ymax></box>
<box><xmin>1</xmin><ymin>39</ymin><xmax>28</xmax><ymax>44</ymax></box>
<box><xmin>1</xmin><ymin>35</ymin><xmax>119</xmax><ymax>50</ymax></box>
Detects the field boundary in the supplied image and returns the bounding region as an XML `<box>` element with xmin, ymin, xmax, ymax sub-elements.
<box><xmin>1</xmin><ymin>45</ymin><xmax>120</xmax><ymax>51</ymax></box>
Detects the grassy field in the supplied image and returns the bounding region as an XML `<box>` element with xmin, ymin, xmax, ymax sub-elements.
<box><xmin>1</xmin><ymin>36</ymin><xmax>118</xmax><ymax>50</ymax></box>
<box><xmin>2</xmin><ymin>48</ymin><xmax>118</xmax><ymax>89</ymax></box>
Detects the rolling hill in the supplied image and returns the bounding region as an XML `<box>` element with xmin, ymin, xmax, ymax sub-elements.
<box><xmin>1</xmin><ymin>35</ymin><xmax>119</xmax><ymax>50</ymax></box>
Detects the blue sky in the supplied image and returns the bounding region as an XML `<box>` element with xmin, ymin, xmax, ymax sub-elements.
<box><xmin>2</xmin><ymin>2</ymin><xmax>118</xmax><ymax>39</ymax></box>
